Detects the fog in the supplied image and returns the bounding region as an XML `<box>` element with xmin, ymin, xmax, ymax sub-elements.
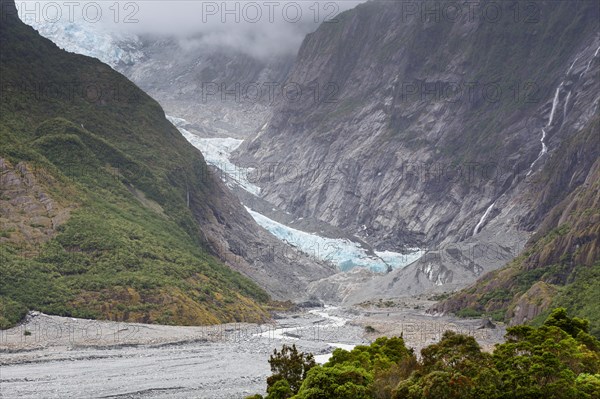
<box><xmin>17</xmin><ymin>1</ymin><xmax>365</xmax><ymax>59</ymax></box>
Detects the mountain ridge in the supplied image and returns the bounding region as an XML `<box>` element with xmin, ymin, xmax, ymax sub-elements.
<box><xmin>0</xmin><ymin>0</ymin><xmax>332</xmax><ymax>328</ymax></box>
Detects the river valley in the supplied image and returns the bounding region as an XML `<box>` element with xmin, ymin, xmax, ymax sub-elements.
<box><xmin>0</xmin><ymin>302</ymin><xmax>504</xmax><ymax>398</ymax></box>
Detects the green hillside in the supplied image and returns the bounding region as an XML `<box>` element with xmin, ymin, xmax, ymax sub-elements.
<box><xmin>0</xmin><ymin>0</ymin><xmax>270</xmax><ymax>328</ymax></box>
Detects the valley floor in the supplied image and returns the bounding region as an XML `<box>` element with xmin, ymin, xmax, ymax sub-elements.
<box><xmin>0</xmin><ymin>301</ymin><xmax>505</xmax><ymax>398</ymax></box>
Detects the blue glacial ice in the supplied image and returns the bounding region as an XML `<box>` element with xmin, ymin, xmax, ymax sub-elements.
<box><xmin>246</xmin><ymin>207</ymin><xmax>423</xmax><ymax>272</ymax></box>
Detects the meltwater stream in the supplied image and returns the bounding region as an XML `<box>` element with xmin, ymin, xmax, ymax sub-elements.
<box><xmin>254</xmin><ymin>306</ymin><xmax>357</xmax><ymax>364</ymax></box>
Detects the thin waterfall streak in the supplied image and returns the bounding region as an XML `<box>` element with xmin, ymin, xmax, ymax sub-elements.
<box><xmin>564</xmin><ymin>91</ymin><xmax>572</xmax><ymax>120</ymax></box>
<box><xmin>473</xmin><ymin>201</ymin><xmax>496</xmax><ymax>236</ymax></box>
<box><xmin>548</xmin><ymin>86</ymin><xmax>562</xmax><ymax>127</ymax></box>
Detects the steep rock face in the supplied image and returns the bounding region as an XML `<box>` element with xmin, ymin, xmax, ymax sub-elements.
<box><xmin>433</xmin><ymin>118</ymin><xmax>600</xmax><ymax>329</ymax></box>
<box><xmin>0</xmin><ymin>158</ymin><xmax>73</xmax><ymax>248</ymax></box>
<box><xmin>235</xmin><ymin>0</ymin><xmax>600</xmax><ymax>293</ymax></box>
<box><xmin>236</xmin><ymin>0</ymin><xmax>598</xmax><ymax>246</ymax></box>
<box><xmin>120</xmin><ymin>38</ymin><xmax>295</xmax><ymax>138</ymax></box>
<box><xmin>509</xmin><ymin>282</ymin><xmax>558</xmax><ymax>325</ymax></box>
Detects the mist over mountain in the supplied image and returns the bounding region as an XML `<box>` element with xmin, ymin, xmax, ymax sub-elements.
<box><xmin>18</xmin><ymin>0</ymin><xmax>365</xmax><ymax>60</ymax></box>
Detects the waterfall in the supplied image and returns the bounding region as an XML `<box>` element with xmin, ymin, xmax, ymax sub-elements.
<box><xmin>473</xmin><ymin>201</ymin><xmax>496</xmax><ymax>235</ymax></box>
<box><xmin>474</xmin><ymin>43</ymin><xmax>599</xmax><ymax>236</ymax></box>
<box><xmin>567</xmin><ymin>56</ymin><xmax>579</xmax><ymax>75</ymax></box>
<box><xmin>526</xmin><ymin>72</ymin><xmax>567</xmax><ymax>177</ymax></box>
<box><xmin>548</xmin><ymin>85</ymin><xmax>562</xmax><ymax>127</ymax></box>
<box><xmin>476</xmin><ymin>68</ymin><xmax>566</xmax><ymax>233</ymax></box>
<box><xmin>540</xmin><ymin>129</ymin><xmax>548</xmax><ymax>154</ymax></box>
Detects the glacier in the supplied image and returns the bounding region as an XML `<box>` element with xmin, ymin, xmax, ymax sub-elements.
<box><xmin>246</xmin><ymin>207</ymin><xmax>423</xmax><ymax>272</ymax></box>
<box><xmin>167</xmin><ymin>116</ymin><xmax>262</xmax><ymax>196</ymax></box>
<box><xmin>18</xmin><ymin>15</ymin><xmax>143</xmax><ymax>68</ymax></box>
<box><xmin>169</xmin><ymin>114</ymin><xmax>423</xmax><ymax>273</ymax></box>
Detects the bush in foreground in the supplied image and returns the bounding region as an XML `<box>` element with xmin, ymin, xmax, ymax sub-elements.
<box><xmin>248</xmin><ymin>308</ymin><xmax>600</xmax><ymax>399</ymax></box>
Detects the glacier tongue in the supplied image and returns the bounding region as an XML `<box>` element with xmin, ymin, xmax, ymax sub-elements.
<box><xmin>246</xmin><ymin>207</ymin><xmax>423</xmax><ymax>273</ymax></box>
<box><xmin>169</xmin><ymin>113</ymin><xmax>423</xmax><ymax>273</ymax></box>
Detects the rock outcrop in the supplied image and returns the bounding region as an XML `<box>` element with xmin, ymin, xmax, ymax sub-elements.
<box><xmin>235</xmin><ymin>0</ymin><xmax>600</xmax><ymax>295</ymax></box>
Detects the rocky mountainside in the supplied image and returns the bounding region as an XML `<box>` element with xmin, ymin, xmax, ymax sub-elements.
<box><xmin>120</xmin><ymin>37</ymin><xmax>295</xmax><ymax>138</ymax></box>
<box><xmin>9</xmin><ymin>0</ymin><xmax>598</xmax><ymax>333</ymax></box>
<box><xmin>432</xmin><ymin>116</ymin><xmax>600</xmax><ymax>334</ymax></box>
<box><xmin>235</xmin><ymin>0</ymin><xmax>600</xmax><ymax>298</ymax></box>
<box><xmin>0</xmin><ymin>0</ymin><xmax>332</xmax><ymax>328</ymax></box>
<box><xmin>27</xmin><ymin>19</ymin><xmax>295</xmax><ymax>138</ymax></box>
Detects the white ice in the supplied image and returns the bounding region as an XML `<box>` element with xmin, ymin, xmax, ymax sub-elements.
<box><xmin>19</xmin><ymin>16</ymin><xmax>143</xmax><ymax>68</ymax></box>
<box><xmin>167</xmin><ymin>116</ymin><xmax>262</xmax><ymax>196</ymax></box>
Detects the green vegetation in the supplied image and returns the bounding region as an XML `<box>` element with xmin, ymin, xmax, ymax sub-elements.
<box><xmin>0</xmin><ymin>1</ymin><xmax>270</xmax><ymax>328</ymax></box>
<box><xmin>248</xmin><ymin>309</ymin><xmax>600</xmax><ymax>399</ymax></box>
<box><xmin>532</xmin><ymin>264</ymin><xmax>600</xmax><ymax>337</ymax></box>
<box><xmin>266</xmin><ymin>344</ymin><xmax>316</xmax><ymax>398</ymax></box>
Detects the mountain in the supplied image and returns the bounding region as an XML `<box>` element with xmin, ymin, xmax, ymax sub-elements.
<box><xmin>25</xmin><ymin>18</ymin><xmax>295</xmax><ymax>138</ymax></box>
<box><xmin>121</xmin><ymin>36</ymin><xmax>294</xmax><ymax>138</ymax></box>
<box><xmin>5</xmin><ymin>0</ymin><xmax>598</xmax><ymax>334</ymax></box>
<box><xmin>0</xmin><ymin>0</ymin><xmax>332</xmax><ymax>328</ymax></box>
<box><xmin>432</xmin><ymin>116</ymin><xmax>600</xmax><ymax>335</ymax></box>
<box><xmin>234</xmin><ymin>0</ymin><xmax>600</xmax><ymax>304</ymax></box>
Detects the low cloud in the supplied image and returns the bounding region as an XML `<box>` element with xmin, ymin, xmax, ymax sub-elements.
<box><xmin>18</xmin><ymin>1</ymin><xmax>365</xmax><ymax>60</ymax></box>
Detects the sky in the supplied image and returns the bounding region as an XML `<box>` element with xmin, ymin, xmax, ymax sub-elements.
<box><xmin>17</xmin><ymin>1</ymin><xmax>366</xmax><ymax>59</ymax></box>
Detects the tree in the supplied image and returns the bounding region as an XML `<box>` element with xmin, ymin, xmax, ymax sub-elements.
<box><xmin>294</xmin><ymin>364</ymin><xmax>373</xmax><ymax>399</ymax></box>
<box><xmin>493</xmin><ymin>309</ymin><xmax>600</xmax><ymax>398</ymax></box>
<box><xmin>395</xmin><ymin>331</ymin><xmax>500</xmax><ymax>399</ymax></box>
<box><xmin>295</xmin><ymin>336</ymin><xmax>414</xmax><ymax>399</ymax></box>
<box><xmin>253</xmin><ymin>309</ymin><xmax>599</xmax><ymax>399</ymax></box>
<box><xmin>267</xmin><ymin>344</ymin><xmax>316</xmax><ymax>397</ymax></box>
<box><xmin>544</xmin><ymin>307</ymin><xmax>590</xmax><ymax>339</ymax></box>
<box><xmin>266</xmin><ymin>380</ymin><xmax>293</xmax><ymax>399</ymax></box>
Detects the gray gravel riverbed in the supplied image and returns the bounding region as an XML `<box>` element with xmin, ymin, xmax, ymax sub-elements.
<box><xmin>0</xmin><ymin>303</ymin><xmax>505</xmax><ymax>398</ymax></box>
